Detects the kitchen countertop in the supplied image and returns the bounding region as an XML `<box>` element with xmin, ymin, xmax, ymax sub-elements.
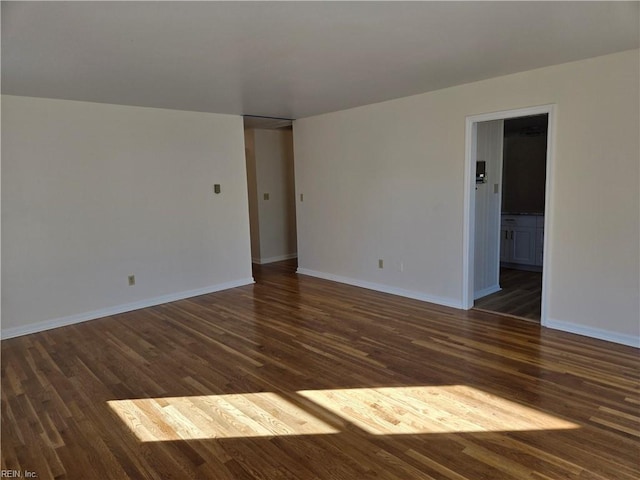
<box><xmin>502</xmin><ymin>212</ymin><xmax>544</xmax><ymax>216</ymax></box>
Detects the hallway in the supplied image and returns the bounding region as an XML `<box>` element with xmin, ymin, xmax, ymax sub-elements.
<box><xmin>474</xmin><ymin>268</ymin><xmax>542</xmax><ymax>321</ymax></box>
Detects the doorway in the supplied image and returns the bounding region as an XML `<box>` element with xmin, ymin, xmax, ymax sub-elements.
<box><xmin>475</xmin><ymin>114</ymin><xmax>548</xmax><ymax>321</ymax></box>
<box><xmin>463</xmin><ymin>105</ymin><xmax>555</xmax><ymax>326</ymax></box>
<box><xmin>243</xmin><ymin>116</ymin><xmax>298</xmax><ymax>266</ymax></box>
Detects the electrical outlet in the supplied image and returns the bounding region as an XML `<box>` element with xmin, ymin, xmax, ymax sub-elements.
<box><xmin>264</xmin><ymin>193</ymin><xmax>270</xmax><ymax>200</ymax></box>
<box><xmin>378</xmin><ymin>259</ymin><xmax>384</xmax><ymax>269</ymax></box>
<box><xmin>128</xmin><ymin>275</ymin><xmax>136</xmax><ymax>286</ymax></box>
<box><xmin>213</xmin><ymin>184</ymin><xmax>221</xmax><ymax>194</ymax></box>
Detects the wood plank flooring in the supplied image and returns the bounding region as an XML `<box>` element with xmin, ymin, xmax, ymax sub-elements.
<box><xmin>2</xmin><ymin>259</ymin><xmax>639</xmax><ymax>479</ymax></box>
<box><xmin>474</xmin><ymin>268</ymin><xmax>543</xmax><ymax>321</ymax></box>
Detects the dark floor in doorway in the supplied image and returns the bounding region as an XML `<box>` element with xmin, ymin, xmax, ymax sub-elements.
<box><xmin>474</xmin><ymin>268</ymin><xmax>542</xmax><ymax>321</ymax></box>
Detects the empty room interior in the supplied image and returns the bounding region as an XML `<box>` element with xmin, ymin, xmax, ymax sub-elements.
<box><xmin>1</xmin><ymin>2</ymin><xmax>639</xmax><ymax>479</ymax></box>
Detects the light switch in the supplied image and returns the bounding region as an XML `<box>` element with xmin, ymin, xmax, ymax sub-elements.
<box><xmin>264</xmin><ymin>193</ymin><xmax>270</xmax><ymax>200</ymax></box>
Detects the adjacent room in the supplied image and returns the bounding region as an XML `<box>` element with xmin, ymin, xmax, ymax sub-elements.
<box><xmin>473</xmin><ymin>113</ymin><xmax>549</xmax><ymax>321</ymax></box>
<box><xmin>2</xmin><ymin>2</ymin><xmax>639</xmax><ymax>479</ymax></box>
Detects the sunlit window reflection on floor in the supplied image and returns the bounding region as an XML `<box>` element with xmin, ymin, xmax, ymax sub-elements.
<box><xmin>109</xmin><ymin>385</ymin><xmax>579</xmax><ymax>442</ymax></box>
<box><xmin>108</xmin><ymin>392</ymin><xmax>339</xmax><ymax>442</ymax></box>
<box><xmin>297</xmin><ymin>385</ymin><xmax>579</xmax><ymax>435</ymax></box>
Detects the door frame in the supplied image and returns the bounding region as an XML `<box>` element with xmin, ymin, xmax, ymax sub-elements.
<box><xmin>462</xmin><ymin>104</ymin><xmax>556</xmax><ymax>326</ymax></box>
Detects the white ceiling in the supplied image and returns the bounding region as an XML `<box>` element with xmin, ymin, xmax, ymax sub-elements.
<box><xmin>2</xmin><ymin>1</ymin><xmax>638</xmax><ymax>119</ymax></box>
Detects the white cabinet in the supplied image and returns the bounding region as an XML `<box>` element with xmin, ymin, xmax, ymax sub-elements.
<box><xmin>501</xmin><ymin>215</ymin><xmax>544</xmax><ymax>269</ymax></box>
<box><xmin>499</xmin><ymin>226</ymin><xmax>511</xmax><ymax>262</ymax></box>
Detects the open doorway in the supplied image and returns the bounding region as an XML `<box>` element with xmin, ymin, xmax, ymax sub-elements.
<box><xmin>463</xmin><ymin>105</ymin><xmax>555</xmax><ymax>325</ymax></box>
<box><xmin>243</xmin><ymin>116</ymin><xmax>298</xmax><ymax>266</ymax></box>
<box><xmin>474</xmin><ymin>114</ymin><xmax>547</xmax><ymax>321</ymax></box>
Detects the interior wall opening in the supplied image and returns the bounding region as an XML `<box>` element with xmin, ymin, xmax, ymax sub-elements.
<box><xmin>243</xmin><ymin>115</ymin><xmax>298</xmax><ymax>267</ymax></box>
<box><xmin>464</xmin><ymin>106</ymin><xmax>554</xmax><ymax>325</ymax></box>
<box><xmin>474</xmin><ymin>114</ymin><xmax>548</xmax><ymax>322</ymax></box>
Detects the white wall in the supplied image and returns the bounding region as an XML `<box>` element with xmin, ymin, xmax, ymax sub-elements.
<box><xmin>247</xmin><ymin>128</ymin><xmax>297</xmax><ymax>264</ymax></box>
<box><xmin>294</xmin><ymin>50</ymin><xmax>639</xmax><ymax>346</ymax></box>
<box><xmin>474</xmin><ymin>120</ymin><xmax>503</xmax><ymax>299</ymax></box>
<box><xmin>244</xmin><ymin>129</ymin><xmax>262</xmax><ymax>260</ymax></box>
<box><xmin>2</xmin><ymin>95</ymin><xmax>253</xmax><ymax>337</ymax></box>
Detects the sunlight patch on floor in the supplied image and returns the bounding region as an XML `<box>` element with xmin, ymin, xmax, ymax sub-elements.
<box><xmin>297</xmin><ymin>385</ymin><xmax>579</xmax><ymax>435</ymax></box>
<box><xmin>108</xmin><ymin>392</ymin><xmax>339</xmax><ymax>442</ymax></box>
<box><xmin>110</xmin><ymin>385</ymin><xmax>579</xmax><ymax>442</ymax></box>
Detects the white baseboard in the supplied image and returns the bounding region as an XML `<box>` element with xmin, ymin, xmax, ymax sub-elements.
<box><xmin>296</xmin><ymin>268</ymin><xmax>463</xmax><ymax>309</ymax></box>
<box><xmin>544</xmin><ymin>318</ymin><xmax>640</xmax><ymax>348</ymax></box>
<box><xmin>474</xmin><ymin>284</ymin><xmax>501</xmax><ymax>300</ymax></box>
<box><xmin>1</xmin><ymin>277</ymin><xmax>255</xmax><ymax>340</ymax></box>
<box><xmin>252</xmin><ymin>253</ymin><xmax>297</xmax><ymax>265</ymax></box>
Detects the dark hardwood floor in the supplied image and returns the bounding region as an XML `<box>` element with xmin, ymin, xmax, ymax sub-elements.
<box><xmin>474</xmin><ymin>268</ymin><xmax>543</xmax><ymax>321</ymax></box>
<box><xmin>2</xmin><ymin>260</ymin><xmax>639</xmax><ymax>479</ymax></box>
